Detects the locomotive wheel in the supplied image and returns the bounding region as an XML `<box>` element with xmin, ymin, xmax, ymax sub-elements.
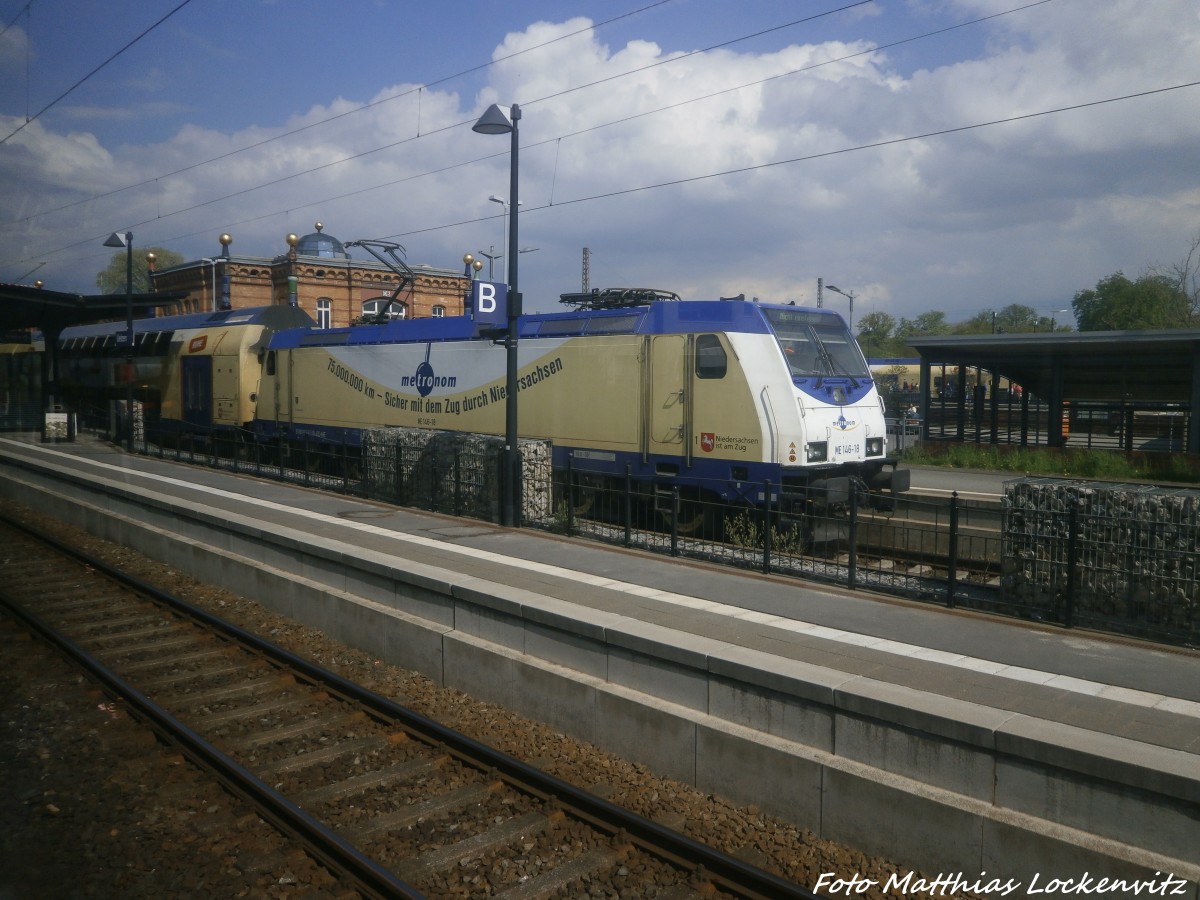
<box><xmin>671</xmin><ymin>502</ymin><xmax>708</xmax><ymax>536</ymax></box>
<box><xmin>557</xmin><ymin>475</ymin><xmax>600</xmax><ymax>519</ymax></box>
<box><xmin>659</xmin><ymin>492</ymin><xmax>716</xmax><ymax>537</ymax></box>
<box><xmin>569</xmin><ymin>482</ymin><xmax>597</xmax><ymax>517</ymax></box>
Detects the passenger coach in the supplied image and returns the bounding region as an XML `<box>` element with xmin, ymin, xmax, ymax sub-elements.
<box><xmin>59</xmin><ymin>305</ymin><xmax>314</xmax><ymax>438</ymax></box>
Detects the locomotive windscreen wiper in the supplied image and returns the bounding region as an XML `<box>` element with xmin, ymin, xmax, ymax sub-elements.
<box><xmin>819</xmin><ymin>346</ymin><xmax>860</xmax><ymax>388</ymax></box>
<box><xmin>812</xmin><ymin>327</ymin><xmax>864</xmax><ymax>389</ymax></box>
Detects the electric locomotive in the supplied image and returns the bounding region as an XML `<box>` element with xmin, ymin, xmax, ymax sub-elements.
<box><xmin>254</xmin><ymin>289</ymin><xmax>908</xmax><ymax>526</ymax></box>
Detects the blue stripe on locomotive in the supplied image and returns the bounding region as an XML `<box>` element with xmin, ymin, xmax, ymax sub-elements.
<box><xmin>266</xmin><ymin>297</ymin><xmax>829</xmax><ymax>350</ymax></box>
<box><xmin>60</xmin><ymin>305</ymin><xmax>312</xmax><ymax>341</ymax></box>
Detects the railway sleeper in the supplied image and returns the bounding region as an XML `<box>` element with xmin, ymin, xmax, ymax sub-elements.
<box><xmin>291</xmin><ymin>756</ymin><xmax>443</xmax><ymax>808</ymax></box>
<box><xmin>344</xmin><ymin>781</ymin><xmax>504</xmax><ymax>843</ymax></box>
<box><xmin>393</xmin><ymin>809</ymin><xmax>561</xmax><ymax>883</ymax></box>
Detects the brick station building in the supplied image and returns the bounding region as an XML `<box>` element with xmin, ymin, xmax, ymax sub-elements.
<box><xmin>149</xmin><ymin>223</ymin><xmax>470</xmax><ymax>327</ymax></box>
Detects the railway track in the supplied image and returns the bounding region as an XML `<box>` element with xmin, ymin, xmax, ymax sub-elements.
<box><xmin>0</xmin><ymin>513</ymin><xmax>815</xmax><ymax>900</ymax></box>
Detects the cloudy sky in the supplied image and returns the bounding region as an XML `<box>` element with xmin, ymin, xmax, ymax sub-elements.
<box><xmin>1</xmin><ymin>0</ymin><xmax>1197</xmax><ymax>325</ymax></box>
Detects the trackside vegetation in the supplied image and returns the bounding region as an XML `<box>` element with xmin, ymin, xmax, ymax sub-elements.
<box><xmin>902</xmin><ymin>442</ymin><xmax>1200</xmax><ymax>485</ymax></box>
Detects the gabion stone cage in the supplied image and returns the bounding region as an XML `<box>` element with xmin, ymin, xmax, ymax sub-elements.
<box><xmin>1003</xmin><ymin>477</ymin><xmax>1199</xmax><ymax>641</ymax></box>
<box><xmin>362</xmin><ymin>427</ymin><xmax>551</xmax><ymax>523</ymax></box>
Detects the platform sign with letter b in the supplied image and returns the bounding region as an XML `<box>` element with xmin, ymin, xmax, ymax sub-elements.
<box><xmin>472</xmin><ymin>281</ymin><xmax>508</xmax><ymax>329</ymax></box>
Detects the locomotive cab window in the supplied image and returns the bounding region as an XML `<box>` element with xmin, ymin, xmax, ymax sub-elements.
<box><xmin>695</xmin><ymin>334</ymin><xmax>726</xmax><ymax>379</ymax></box>
<box><xmin>265</xmin><ymin>350</ymin><xmax>276</xmax><ymax>377</ymax></box>
<box><xmin>779</xmin><ymin>335</ymin><xmax>821</xmax><ymax>377</ymax></box>
<box><xmin>764</xmin><ymin>308</ymin><xmax>869</xmax><ymax>380</ymax></box>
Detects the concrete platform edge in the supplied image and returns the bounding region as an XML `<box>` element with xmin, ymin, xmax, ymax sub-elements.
<box><xmin>1</xmin><ymin>457</ymin><xmax>1196</xmax><ymax>895</ymax></box>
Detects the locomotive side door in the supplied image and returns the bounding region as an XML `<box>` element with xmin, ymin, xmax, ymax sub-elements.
<box><xmin>268</xmin><ymin>349</ymin><xmax>292</xmax><ymax>428</ymax></box>
<box><xmin>180</xmin><ymin>356</ymin><xmax>212</xmax><ymax>428</ymax></box>
<box><xmin>644</xmin><ymin>334</ymin><xmax>689</xmax><ymax>461</ymax></box>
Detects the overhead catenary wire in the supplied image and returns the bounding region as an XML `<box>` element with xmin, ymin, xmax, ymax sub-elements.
<box><xmin>4</xmin><ymin>0</ymin><xmax>682</xmax><ymax>225</ymax></box>
<box><xmin>3</xmin><ymin>0</ymin><xmax>1194</xmax><ymax>279</ymax></box>
<box><xmin>0</xmin><ymin>0</ymin><xmax>1023</xmax><ymax>245</ymax></box>
<box><xmin>112</xmin><ymin>77</ymin><xmax>1192</xmax><ymax>259</ymax></box>
<box><xmin>1</xmin><ymin>0</ymin><xmax>1054</xmax><ymax>265</ymax></box>
<box><xmin>0</xmin><ymin>0</ymin><xmax>195</xmax><ymax>146</ymax></box>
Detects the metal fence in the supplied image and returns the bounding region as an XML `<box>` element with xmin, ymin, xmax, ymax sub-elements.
<box><xmin>548</xmin><ymin>456</ymin><xmax>1005</xmax><ymax>609</ymax></box>
<box><xmin>72</xmin><ymin>417</ymin><xmax>1197</xmax><ymax>649</ymax></box>
<box><xmin>1003</xmin><ymin>478</ymin><xmax>1200</xmax><ymax>645</ymax></box>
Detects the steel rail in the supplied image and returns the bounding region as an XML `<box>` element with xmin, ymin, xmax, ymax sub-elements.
<box><xmin>1</xmin><ymin>511</ymin><xmax>818</xmax><ymax>900</ymax></box>
<box><xmin>0</xmin><ymin>578</ymin><xmax>424</xmax><ymax>900</ymax></box>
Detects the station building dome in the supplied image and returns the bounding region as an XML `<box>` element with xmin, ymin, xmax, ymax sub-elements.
<box><xmin>294</xmin><ymin>222</ymin><xmax>349</xmax><ymax>259</ymax></box>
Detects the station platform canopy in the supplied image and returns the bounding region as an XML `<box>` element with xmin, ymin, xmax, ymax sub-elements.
<box><xmin>0</xmin><ymin>282</ymin><xmax>185</xmax><ymax>335</ymax></box>
<box><xmin>905</xmin><ymin>329</ymin><xmax>1200</xmax><ymax>454</ymax></box>
<box><xmin>907</xmin><ymin>329</ymin><xmax>1200</xmax><ymax>403</ymax></box>
<box><xmin>1</xmin><ymin>282</ymin><xmax>188</xmax><ymax>420</ymax></box>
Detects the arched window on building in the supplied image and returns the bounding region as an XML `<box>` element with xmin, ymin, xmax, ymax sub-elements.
<box><xmin>361</xmin><ymin>297</ymin><xmax>406</xmax><ymax>322</ymax></box>
<box><xmin>316</xmin><ymin>297</ymin><xmax>332</xmax><ymax>329</ymax></box>
<box><xmin>432</xmin><ymin>305</ymin><xmax>445</xmax><ymax>318</ymax></box>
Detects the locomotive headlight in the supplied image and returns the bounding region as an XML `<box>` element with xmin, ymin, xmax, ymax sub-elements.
<box><xmin>866</xmin><ymin>437</ymin><xmax>884</xmax><ymax>457</ymax></box>
<box><xmin>806</xmin><ymin>441</ymin><xmax>828</xmax><ymax>462</ymax></box>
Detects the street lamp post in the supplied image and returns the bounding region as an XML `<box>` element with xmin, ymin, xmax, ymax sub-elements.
<box><xmin>488</xmin><ymin>196</ymin><xmax>508</xmax><ymax>282</ymax></box>
<box><xmin>103</xmin><ymin>230</ymin><xmax>134</xmax><ymax>452</ymax></box>
<box><xmin>826</xmin><ymin>284</ymin><xmax>856</xmax><ymax>333</ymax></box>
<box><xmin>488</xmin><ymin>196</ymin><xmax>521</xmax><ymax>284</ymax></box>
<box><xmin>1045</xmin><ymin>308</ymin><xmax>1069</xmax><ymax>332</ymax></box>
<box><xmin>201</xmin><ymin>257</ymin><xmax>225</xmax><ymax>311</ymax></box>
<box><xmin>474</xmin><ymin>102</ymin><xmax>522</xmax><ymax>527</ymax></box>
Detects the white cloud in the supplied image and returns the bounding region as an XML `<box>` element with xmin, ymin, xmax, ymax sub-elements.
<box><xmin>1</xmin><ymin>2</ymin><xmax>1197</xmax><ymax>324</ymax></box>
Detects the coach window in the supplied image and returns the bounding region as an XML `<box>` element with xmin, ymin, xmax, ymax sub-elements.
<box><xmin>316</xmin><ymin>297</ymin><xmax>332</xmax><ymax>329</ymax></box>
<box><xmin>695</xmin><ymin>334</ymin><xmax>727</xmax><ymax>379</ymax></box>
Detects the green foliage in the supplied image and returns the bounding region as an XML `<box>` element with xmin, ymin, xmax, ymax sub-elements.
<box><xmin>96</xmin><ymin>245</ymin><xmax>185</xmax><ymax>294</ymax></box>
<box><xmin>853</xmin><ymin>233</ymin><xmax>1200</xmax><ymax>350</ymax></box>
<box><xmin>902</xmin><ymin>443</ymin><xmax>1200</xmax><ymax>484</ymax></box>
<box><xmin>855</xmin><ymin>311</ymin><xmax>898</xmax><ymax>357</ymax></box>
<box><xmin>725</xmin><ymin>510</ymin><xmax>806</xmax><ymax>555</ymax></box>
<box><xmin>1072</xmin><ymin>271</ymin><xmax>1191</xmax><ymax>331</ymax></box>
<box><xmin>898</xmin><ymin>310</ymin><xmax>949</xmax><ymax>339</ymax></box>
<box><xmin>952</xmin><ymin>303</ymin><xmax>1066</xmax><ymax>335</ymax></box>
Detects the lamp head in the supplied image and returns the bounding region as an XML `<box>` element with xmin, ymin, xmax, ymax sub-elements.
<box><xmin>473</xmin><ymin>104</ymin><xmax>513</xmax><ymax>135</ymax></box>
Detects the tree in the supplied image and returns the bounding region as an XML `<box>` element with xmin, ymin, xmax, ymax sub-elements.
<box><xmin>96</xmin><ymin>246</ymin><xmax>185</xmax><ymax>294</ymax></box>
<box><xmin>855</xmin><ymin>311</ymin><xmax>897</xmax><ymax>358</ymax></box>
<box><xmin>897</xmin><ymin>310</ymin><xmax>949</xmax><ymax>339</ymax></box>
<box><xmin>1154</xmin><ymin>231</ymin><xmax>1200</xmax><ymax>322</ymax></box>
<box><xmin>955</xmin><ymin>303</ymin><xmax>1061</xmax><ymax>334</ymax></box>
<box><xmin>1071</xmin><ymin>271</ymin><xmax>1190</xmax><ymax>331</ymax></box>
<box><xmin>954</xmin><ymin>308</ymin><xmax>996</xmax><ymax>334</ymax></box>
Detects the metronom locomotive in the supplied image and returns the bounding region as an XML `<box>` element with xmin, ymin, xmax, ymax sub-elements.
<box><xmin>55</xmin><ymin>288</ymin><xmax>908</xmax><ymax>530</ymax></box>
